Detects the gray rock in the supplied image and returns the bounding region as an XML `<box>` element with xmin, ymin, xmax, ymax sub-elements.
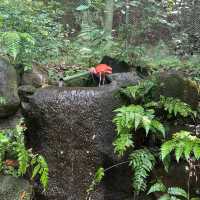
<box><xmin>153</xmin><ymin>72</ymin><xmax>199</xmax><ymax>109</ymax></box>
<box><xmin>0</xmin><ymin>175</ymin><xmax>33</xmax><ymax>200</ymax></box>
<box><xmin>0</xmin><ymin>111</ymin><xmax>22</xmax><ymax>130</ymax></box>
<box><xmin>18</xmin><ymin>85</ymin><xmax>36</xmax><ymax>102</ymax></box>
<box><xmin>0</xmin><ymin>57</ymin><xmax>20</xmax><ymax>118</ymax></box>
<box><xmin>21</xmin><ymin>64</ymin><xmax>48</xmax><ymax>88</ymax></box>
<box><xmin>24</xmin><ymin>73</ymin><xmax>141</xmax><ymax>200</ymax></box>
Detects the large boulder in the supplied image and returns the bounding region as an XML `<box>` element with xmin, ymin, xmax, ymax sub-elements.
<box><xmin>24</xmin><ymin>72</ymin><xmax>141</xmax><ymax>200</ymax></box>
<box><xmin>0</xmin><ymin>175</ymin><xmax>33</xmax><ymax>200</ymax></box>
<box><xmin>0</xmin><ymin>57</ymin><xmax>20</xmax><ymax>118</ymax></box>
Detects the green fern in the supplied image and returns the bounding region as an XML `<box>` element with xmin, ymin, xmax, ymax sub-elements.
<box><xmin>15</xmin><ymin>143</ymin><xmax>30</xmax><ymax>176</ymax></box>
<box><xmin>113</xmin><ymin>105</ymin><xmax>165</xmax><ymax>155</ymax></box>
<box><xmin>159</xmin><ymin>96</ymin><xmax>196</xmax><ymax>118</ymax></box>
<box><xmin>31</xmin><ymin>155</ymin><xmax>49</xmax><ymax>190</ymax></box>
<box><xmin>0</xmin><ymin>120</ymin><xmax>49</xmax><ymax>190</ymax></box>
<box><xmin>87</xmin><ymin>167</ymin><xmax>105</xmax><ymax>195</ymax></box>
<box><xmin>161</xmin><ymin>131</ymin><xmax>200</xmax><ymax>165</ymax></box>
<box><xmin>0</xmin><ymin>32</ymin><xmax>21</xmax><ymax>60</ymax></box>
<box><xmin>129</xmin><ymin>149</ymin><xmax>156</xmax><ymax>193</ymax></box>
<box><xmin>148</xmin><ymin>181</ymin><xmax>188</xmax><ymax>200</ymax></box>
<box><xmin>120</xmin><ymin>79</ymin><xmax>155</xmax><ymax>101</ymax></box>
<box><xmin>0</xmin><ymin>31</ymin><xmax>35</xmax><ymax>62</ymax></box>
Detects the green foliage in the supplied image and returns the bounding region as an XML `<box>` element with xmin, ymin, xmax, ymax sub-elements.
<box><xmin>31</xmin><ymin>155</ymin><xmax>49</xmax><ymax>189</ymax></box>
<box><xmin>0</xmin><ymin>119</ymin><xmax>49</xmax><ymax>190</ymax></box>
<box><xmin>148</xmin><ymin>181</ymin><xmax>188</xmax><ymax>200</ymax></box>
<box><xmin>145</xmin><ymin>95</ymin><xmax>196</xmax><ymax>119</ymax></box>
<box><xmin>120</xmin><ymin>79</ymin><xmax>155</xmax><ymax>102</ymax></box>
<box><xmin>161</xmin><ymin>131</ymin><xmax>200</xmax><ymax>165</ymax></box>
<box><xmin>159</xmin><ymin>96</ymin><xmax>196</xmax><ymax>118</ymax></box>
<box><xmin>129</xmin><ymin>149</ymin><xmax>156</xmax><ymax>193</ymax></box>
<box><xmin>0</xmin><ymin>96</ymin><xmax>6</xmax><ymax>105</ymax></box>
<box><xmin>113</xmin><ymin>105</ymin><xmax>165</xmax><ymax>155</ymax></box>
<box><xmin>0</xmin><ymin>0</ymin><xmax>66</xmax><ymax>67</ymax></box>
<box><xmin>87</xmin><ymin>167</ymin><xmax>105</xmax><ymax>195</ymax></box>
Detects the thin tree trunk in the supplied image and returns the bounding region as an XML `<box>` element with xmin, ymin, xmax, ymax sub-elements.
<box><xmin>104</xmin><ymin>0</ymin><xmax>114</xmax><ymax>37</ymax></box>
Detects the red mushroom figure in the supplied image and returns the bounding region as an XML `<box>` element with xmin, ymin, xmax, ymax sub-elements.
<box><xmin>89</xmin><ymin>64</ymin><xmax>112</xmax><ymax>87</ymax></box>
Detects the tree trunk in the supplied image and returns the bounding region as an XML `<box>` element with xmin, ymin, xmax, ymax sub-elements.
<box><xmin>104</xmin><ymin>0</ymin><xmax>114</xmax><ymax>37</ymax></box>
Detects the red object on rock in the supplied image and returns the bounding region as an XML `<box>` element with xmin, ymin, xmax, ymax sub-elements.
<box><xmin>95</xmin><ymin>64</ymin><xmax>112</xmax><ymax>75</ymax></box>
<box><xmin>89</xmin><ymin>64</ymin><xmax>112</xmax><ymax>86</ymax></box>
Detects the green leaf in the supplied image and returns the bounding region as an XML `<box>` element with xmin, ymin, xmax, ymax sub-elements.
<box><xmin>31</xmin><ymin>164</ymin><xmax>40</xmax><ymax>179</ymax></box>
<box><xmin>142</xmin><ymin>116</ymin><xmax>151</xmax><ymax>135</ymax></box>
<box><xmin>175</xmin><ymin>145</ymin><xmax>184</xmax><ymax>162</ymax></box>
<box><xmin>161</xmin><ymin>140</ymin><xmax>175</xmax><ymax>160</ymax></box>
<box><xmin>151</xmin><ymin>119</ymin><xmax>165</xmax><ymax>138</ymax></box>
<box><xmin>113</xmin><ymin>134</ymin><xmax>133</xmax><ymax>156</ymax></box>
<box><xmin>94</xmin><ymin>167</ymin><xmax>104</xmax><ymax>183</ymax></box>
<box><xmin>193</xmin><ymin>144</ymin><xmax>200</xmax><ymax>160</ymax></box>
<box><xmin>167</xmin><ymin>187</ymin><xmax>187</xmax><ymax>198</ymax></box>
<box><xmin>147</xmin><ymin>181</ymin><xmax>167</xmax><ymax>194</ymax></box>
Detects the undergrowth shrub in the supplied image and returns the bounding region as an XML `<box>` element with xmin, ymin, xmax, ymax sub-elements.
<box><xmin>0</xmin><ymin>119</ymin><xmax>49</xmax><ymax>190</ymax></box>
<box><xmin>88</xmin><ymin>77</ymin><xmax>199</xmax><ymax>199</ymax></box>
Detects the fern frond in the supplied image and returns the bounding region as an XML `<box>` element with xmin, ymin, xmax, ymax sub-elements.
<box><xmin>161</xmin><ymin>140</ymin><xmax>176</xmax><ymax>161</ymax></box>
<box><xmin>167</xmin><ymin>187</ymin><xmax>187</xmax><ymax>198</ymax></box>
<box><xmin>15</xmin><ymin>144</ymin><xmax>30</xmax><ymax>176</ymax></box>
<box><xmin>1</xmin><ymin>32</ymin><xmax>21</xmax><ymax>59</ymax></box>
<box><xmin>120</xmin><ymin>79</ymin><xmax>155</xmax><ymax>101</ymax></box>
<box><xmin>147</xmin><ymin>181</ymin><xmax>167</xmax><ymax>194</ymax></box>
<box><xmin>113</xmin><ymin>133</ymin><xmax>133</xmax><ymax>156</ymax></box>
<box><xmin>161</xmin><ymin>130</ymin><xmax>200</xmax><ymax>163</ymax></box>
<box><xmin>193</xmin><ymin>144</ymin><xmax>200</xmax><ymax>160</ymax></box>
<box><xmin>159</xmin><ymin>96</ymin><xmax>196</xmax><ymax>119</ymax></box>
<box><xmin>129</xmin><ymin>149</ymin><xmax>155</xmax><ymax>193</ymax></box>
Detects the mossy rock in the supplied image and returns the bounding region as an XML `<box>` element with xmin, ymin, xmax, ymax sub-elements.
<box><xmin>153</xmin><ymin>72</ymin><xmax>199</xmax><ymax>109</ymax></box>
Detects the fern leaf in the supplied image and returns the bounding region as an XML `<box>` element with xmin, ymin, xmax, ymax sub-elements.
<box><xmin>142</xmin><ymin>116</ymin><xmax>151</xmax><ymax>135</ymax></box>
<box><xmin>129</xmin><ymin>149</ymin><xmax>155</xmax><ymax>193</ymax></box>
<box><xmin>161</xmin><ymin>140</ymin><xmax>175</xmax><ymax>160</ymax></box>
<box><xmin>193</xmin><ymin>144</ymin><xmax>200</xmax><ymax>160</ymax></box>
<box><xmin>16</xmin><ymin>144</ymin><xmax>30</xmax><ymax>176</ymax></box>
<box><xmin>175</xmin><ymin>145</ymin><xmax>184</xmax><ymax>162</ymax></box>
<box><xmin>184</xmin><ymin>141</ymin><xmax>194</xmax><ymax>160</ymax></box>
<box><xmin>113</xmin><ymin>134</ymin><xmax>133</xmax><ymax>156</ymax></box>
<box><xmin>167</xmin><ymin>187</ymin><xmax>187</xmax><ymax>198</ymax></box>
<box><xmin>1</xmin><ymin>32</ymin><xmax>21</xmax><ymax>59</ymax></box>
<box><xmin>147</xmin><ymin>181</ymin><xmax>167</xmax><ymax>194</ymax></box>
<box><xmin>151</xmin><ymin>119</ymin><xmax>165</xmax><ymax>138</ymax></box>
<box><xmin>31</xmin><ymin>164</ymin><xmax>40</xmax><ymax>179</ymax></box>
<box><xmin>94</xmin><ymin>167</ymin><xmax>105</xmax><ymax>183</ymax></box>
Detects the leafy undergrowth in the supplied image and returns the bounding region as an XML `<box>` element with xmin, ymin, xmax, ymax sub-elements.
<box><xmin>0</xmin><ymin>119</ymin><xmax>49</xmax><ymax>190</ymax></box>
<box><xmin>88</xmin><ymin>78</ymin><xmax>200</xmax><ymax>200</ymax></box>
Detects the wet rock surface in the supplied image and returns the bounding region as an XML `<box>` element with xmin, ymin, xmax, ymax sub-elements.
<box><xmin>0</xmin><ymin>57</ymin><xmax>20</xmax><ymax>118</ymax></box>
<box><xmin>24</xmin><ymin>73</ymin><xmax>140</xmax><ymax>200</ymax></box>
<box><xmin>0</xmin><ymin>175</ymin><xmax>33</xmax><ymax>200</ymax></box>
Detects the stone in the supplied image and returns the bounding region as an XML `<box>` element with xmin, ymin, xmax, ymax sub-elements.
<box><xmin>0</xmin><ymin>57</ymin><xmax>20</xmax><ymax>118</ymax></box>
<box><xmin>153</xmin><ymin>72</ymin><xmax>199</xmax><ymax>109</ymax></box>
<box><xmin>23</xmin><ymin>72</ymin><xmax>141</xmax><ymax>200</ymax></box>
<box><xmin>0</xmin><ymin>175</ymin><xmax>33</xmax><ymax>200</ymax></box>
<box><xmin>0</xmin><ymin>111</ymin><xmax>22</xmax><ymax>130</ymax></box>
<box><xmin>21</xmin><ymin>64</ymin><xmax>48</xmax><ymax>88</ymax></box>
<box><xmin>18</xmin><ymin>85</ymin><xmax>36</xmax><ymax>102</ymax></box>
